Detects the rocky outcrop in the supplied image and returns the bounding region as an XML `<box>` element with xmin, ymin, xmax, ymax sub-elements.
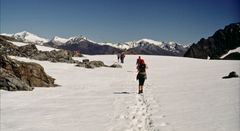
<box><xmin>0</xmin><ymin>55</ymin><xmax>56</xmax><ymax>91</ymax></box>
<box><xmin>222</xmin><ymin>52</ymin><xmax>240</xmax><ymax>60</ymax></box>
<box><xmin>0</xmin><ymin>35</ymin><xmax>18</xmax><ymax>42</ymax></box>
<box><xmin>184</xmin><ymin>23</ymin><xmax>240</xmax><ymax>59</ymax></box>
<box><xmin>0</xmin><ymin>38</ymin><xmax>82</xmax><ymax>63</ymax></box>
<box><xmin>0</xmin><ymin>68</ymin><xmax>33</xmax><ymax>91</ymax></box>
<box><xmin>222</xmin><ymin>71</ymin><xmax>239</xmax><ymax>79</ymax></box>
<box><xmin>31</xmin><ymin>50</ymin><xmax>78</xmax><ymax>63</ymax></box>
<box><xmin>76</xmin><ymin>59</ymin><xmax>107</xmax><ymax>69</ymax></box>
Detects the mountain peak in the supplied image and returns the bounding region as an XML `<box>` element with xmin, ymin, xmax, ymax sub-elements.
<box><xmin>50</xmin><ymin>36</ymin><xmax>69</xmax><ymax>45</ymax></box>
<box><xmin>13</xmin><ymin>31</ymin><xmax>48</xmax><ymax>45</ymax></box>
<box><xmin>67</xmin><ymin>35</ymin><xmax>96</xmax><ymax>44</ymax></box>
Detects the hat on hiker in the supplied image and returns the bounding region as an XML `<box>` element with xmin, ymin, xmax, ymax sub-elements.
<box><xmin>139</xmin><ymin>59</ymin><xmax>145</xmax><ymax>64</ymax></box>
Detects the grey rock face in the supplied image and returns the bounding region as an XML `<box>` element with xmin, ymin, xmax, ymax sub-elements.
<box><xmin>0</xmin><ymin>55</ymin><xmax>56</xmax><ymax>91</ymax></box>
<box><xmin>184</xmin><ymin>23</ymin><xmax>240</xmax><ymax>59</ymax></box>
<box><xmin>222</xmin><ymin>52</ymin><xmax>240</xmax><ymax>60</ymax></box>
<box><xmin>76</xmin><ymin>60</ymin><xmax>107</xmax><ymax>69</ymax></box>
<box><xmin>0</xmin><ymin>68</ymin><xmax>33</xmax><ymax>91</ymax></box>
<box><xmin>0</xmin><ymin>37</ymin><xmax>82</xmax><ymax>63</ymax></box>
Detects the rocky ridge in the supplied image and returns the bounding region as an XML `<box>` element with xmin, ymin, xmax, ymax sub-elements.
<box><xmin>184</xmin><ymin>22</ymin><xmax>240</xmax><ymax>60</ymax></box>
<box><xmin>0</xmin><ymin>55</ymin><xmax>56</xmax><ymax>91</ymax></box>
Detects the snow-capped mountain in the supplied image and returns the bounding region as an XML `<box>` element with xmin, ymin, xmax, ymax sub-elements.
<box><xmin>1</xmin><ymin>31</ymin><xmax>189</xmax><ymax>56</ymax></box>
<box><xmin>99</xmin><ymin>42</ymin><xmax>130</xmax><ymax>50</ymax></box>
<box><xmin>65</xmin><ymin>36</ymin><xmax>93</xmax><ymax>45</ymax></box>
<box><xmin>50</xmin><ymin>36</ymin><xmax>70</xmax><ymax>45</ymax></box>
<box><xmin>100</xmin><ymin>39</ymin><xmax>189</xmax><ymax>56</ymax></box>
<box><xmin>58</xmin><ymin>36</ymin><xmax>121</xmax><ymax>55</ymax></box>
<box><xmin>11</xmin><ymin>31</ymin><xmax>48</xmax><ymax>45</ymax></box>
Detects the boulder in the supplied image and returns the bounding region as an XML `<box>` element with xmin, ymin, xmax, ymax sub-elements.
<box><xmin>18</xmin><ymin>44</ymin><xmax>38</xmax><ymax>57</ymax></box>
<box><xmin>222</xmin><ymin>71</ymin><xmax>239</xmax><ymax>79</ymax></box>
<box><xmin>89</xmin><ymin>61</ymin><xmax>106</xmax><ymax>68</ymax></box>
<box><xmin>82</xmin><ymin>59</ymin><xmax>90</xmax><ymax>63</ymax></box>
<box><xmin>0</xmin><ymin>68</ymin><xmax>33</xmax><ymax>91</ymax></box>
<box><xmin>76</xmin><ymin>60</ymin><xmax>107</xmax><ymax>69</ymax></box>
<box><xmin>0</xmin><ymin>55</ymin><xmax>56</xmax><ymax>91</ymax></box>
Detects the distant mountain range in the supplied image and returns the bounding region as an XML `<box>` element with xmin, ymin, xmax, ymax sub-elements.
<box><xmin>0</xmin><ymin>31</ymin><xmax>189</xmax><ymax>56</ymax></box>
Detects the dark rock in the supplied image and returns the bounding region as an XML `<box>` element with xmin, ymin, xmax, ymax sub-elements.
<box><xmin>0</xmin><ymin>55</ymin><xmax>56</xmax><ymax>91</ymax></box>
<box><xmin>0</xmin><ymin>38</ymin><xmax>20</xmax><ymax>56</ymax></box>
<box><xmin>89</xmin><ymin>61</ymin><xmax>105</xmax><ymax>67</ymax></box>
<box><xmin>0</xmin><ymin>35</ymin><xmax>17</xmax><ymax>42</ymax></box>
<box><xmin>0</xmin><ymin>38</ymin><xmax>81</xmax><ymax>63</ymax></box>
<box><xmin>0</xmin><ymin>68</ymin><xmax>34</xmax><ymax>91</ymax></box>
<box><xmin>184</xmin><ymin>23</ymin><xmax>240</xmax><ymax>59</ymax></box>
<box><xmin>82</xmin><ymin>59</ymin><xmax>90</xmax><ymax>63</ymax></box>
<box><xmin>222</xmin><ymin>52</ymin><xmax>240</xmax><ymax>60</ymax></box>
<box><xmin>222</xmin><ymin>71</ymin><xmax>239</xmax><ymax>79</ymax></box>
<box><xmin>76</xmin><ymin>60</ymin><xmax>107</xmax><ymax>69</ymax></box>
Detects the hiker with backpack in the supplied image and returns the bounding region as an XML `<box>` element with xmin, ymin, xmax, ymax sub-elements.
<box><xmin>136</xmin><ymin>56</ymin><xmax>141</xmax><ymax>66</ymax></box>
<box><xmin>136</xmin><ymin>57</ymin><xmax>147</xmax><ymax>94</ymax></box>
<box><xmin>120</xmin><ymin>52</ymin><xmax>125</xmax><ymax>63</ymax></box>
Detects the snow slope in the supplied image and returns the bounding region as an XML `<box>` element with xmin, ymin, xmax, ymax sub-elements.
<box><xmin>12</xmin><ymin>31</ymin><xmax>48</xmax><ymax>45</ymax></box>
<box><xmin>1</xmin><ymin>55</ymin><xmax>239</xmax><ymax>131</ymax></box>
<box><xmin>50</xmin><ymin>36</ymin><xmax>70</xmax><ymax>45</ymax></box>
<box><xmin>9</xmin><ymin>41</ymin><xmax>59</xmax><ymax>51</ymax></box>
<box><xmin>0</xmin><ymin>33</ymin><xmax>13</xmax><ymax>37</ymax></box>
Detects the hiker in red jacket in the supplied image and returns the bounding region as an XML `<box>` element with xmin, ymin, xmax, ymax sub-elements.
<box><xmin>136</xmin><ymin>56</ymin><xmax>142</xmax><ymax>66</ymax></box>
<box><xmin>136</xmin><ymin>58</ymin><xmax>147</xmax><ymax>94</ymax></box>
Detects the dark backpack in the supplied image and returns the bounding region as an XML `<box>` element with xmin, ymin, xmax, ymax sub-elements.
<box><xmin>138</xmin><ymin>64</ymin><xmax>146</xmax><ymax>72</ymax></box>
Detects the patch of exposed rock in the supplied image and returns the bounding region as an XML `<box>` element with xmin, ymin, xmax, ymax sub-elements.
<box><xmin>0</xmin><ymin>55</ymin><xmax>56</xmax><ymax>91</ymax></box>
<box><xmin>76</xmin><ymin>59</ymin><xmax>107</xmax><ymax>69</ymax></box>
<box><xmin>0</xmin><ymin>38</ymin><xmax>82</xmax><ymax>63</ymax></box>
<box><xmin>222</xmin><ymin>52</ymin><xmax>240</xmax><ymax>60</ymax></box>
<box><xmin>0</xmin><ymin>68</ymin><xmax>33</xmax><ymax>91</ymax></box>
<box><xmin>222</xmin><ymin>71</ymin><xmax>239</xmax><ymax>79</ymax></box>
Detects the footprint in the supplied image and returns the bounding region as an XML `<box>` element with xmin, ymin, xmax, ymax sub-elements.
<box><xmin>159</xmin><ymin>115</ymin><xmax>166</xmax><ymax>118</ymax></box>
<box><xmin>159</xmin><ymin>122</ymin><xmax>169</xmax><ymax>127</ymax></box>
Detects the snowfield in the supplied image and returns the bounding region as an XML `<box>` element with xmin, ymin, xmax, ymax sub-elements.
<box><xmin>1</xmin><ymin>55</ymin><xmax>239</xmax><ymax>131</ymax></box>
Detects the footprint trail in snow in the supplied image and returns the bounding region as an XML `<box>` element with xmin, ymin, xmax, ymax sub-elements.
<box><xmin>125</xmin><ymin>94</ymin><xmax>155</xmax><ymax>131</ymax></box>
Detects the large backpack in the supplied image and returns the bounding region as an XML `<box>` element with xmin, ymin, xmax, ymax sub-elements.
<box><xmin>138</xmin><ymin>64</ymin><xmax>146</xmax><ymax>72</ymax></box>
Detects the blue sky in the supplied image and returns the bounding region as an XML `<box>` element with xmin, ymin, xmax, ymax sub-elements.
<box><xmin>0</xmin><ymin>0</ymin><xmax>239</xmax><ymax>44</ymax></box>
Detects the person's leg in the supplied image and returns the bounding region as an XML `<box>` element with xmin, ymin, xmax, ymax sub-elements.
<box><xmin>138</xmin><ymin>79</ymin><xmax>141</xmax><ymax>94</ymax></box>
<box><xmin>138</xmin><ymin>78</ymin><xmax>144</xmax><ymax>93</ymax></box>
<box><xmin>138</xmin><ymin>86</ymin><xmax>141</xmax><ymax>94</ymax></box>
<box><xmin>140</xmin><ymin>79</ymin><xmax>145</xmax><ymax>93</ymax></box>
<box><xmin>139</xmin><ymin>86</ymin><xmax>142</xmax><ymax>93</ymax></box>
